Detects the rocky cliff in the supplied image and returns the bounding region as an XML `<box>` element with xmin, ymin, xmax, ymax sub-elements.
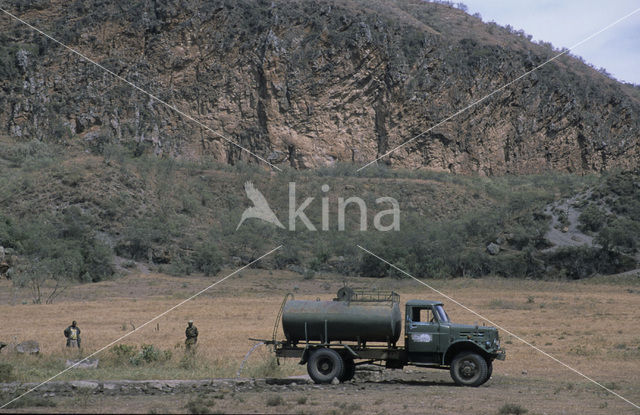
<box><xmin>1</xmin><ymin>0</ymin><xmax>639</xmax><ymax>174</ymax></box>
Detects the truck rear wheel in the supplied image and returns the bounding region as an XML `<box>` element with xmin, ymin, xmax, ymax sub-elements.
<box><xmin>339</xmin><ymin>357</ymin><xmax>356</xmax><ymax>382</ymax></box>
<box><xmin>450</xmin><ymin>352</ymin><xmax>488</xmax><ymax>387</ymax></box>
<box><xmin>307</xmin><ymin>348</ymin><xmax>344</xmax><ymax>384</ymax></box>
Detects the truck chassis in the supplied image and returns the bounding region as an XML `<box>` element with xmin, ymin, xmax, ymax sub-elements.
<box><xmin>255</xmin><ymin>338</ymin><xmax>504</xmax><ymax>386</ymax></box>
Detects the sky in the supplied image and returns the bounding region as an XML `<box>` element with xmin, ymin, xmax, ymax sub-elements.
<box><xmin>459</xmin><ymin>0</ymin><xmax>640</xmax><ymax>84</ymax></box>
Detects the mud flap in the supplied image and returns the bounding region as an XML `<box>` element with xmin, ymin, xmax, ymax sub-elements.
<box><xmin>299</xmin><ymin>346</ymin><xmax>310</xmax><ymax>365</ymax></box>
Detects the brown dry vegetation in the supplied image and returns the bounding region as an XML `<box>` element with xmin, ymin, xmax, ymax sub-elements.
<box><xmin>0</xmin><ymin>269</ymin><xmax>639</xmax><ymax>414</ymax></box>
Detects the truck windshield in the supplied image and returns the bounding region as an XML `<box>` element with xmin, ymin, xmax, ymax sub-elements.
<box><xmin>434</xmin><ymin>305</ymin><xmax>450</xmax><ymax>323</ymax></box>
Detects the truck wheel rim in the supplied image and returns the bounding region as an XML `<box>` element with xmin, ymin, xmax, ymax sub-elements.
<box><xmin>318</xmin><ymin>358</ymin><xmax>333</xmax><ymax>375</ymax></box>
<box><xmin>460</xmin><ymin>360</ymin><xmax>478</xmax><ymax>379</ymax></box>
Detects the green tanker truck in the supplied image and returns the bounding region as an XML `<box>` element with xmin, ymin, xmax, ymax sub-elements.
<box><xmin>258</xmin><ymin>287</ymin><xmax>505</xmax><ymax>386</ymax></box>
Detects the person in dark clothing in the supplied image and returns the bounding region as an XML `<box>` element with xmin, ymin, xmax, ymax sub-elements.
<box><xmin>64</xmin><ymin>321</ymin><xmax>81</xmax><ymax>348</ymax></box>
<box><xmin>185</xmin><ymin>320</ymin><xmax>198</xmax><ymax>351</ymax></box>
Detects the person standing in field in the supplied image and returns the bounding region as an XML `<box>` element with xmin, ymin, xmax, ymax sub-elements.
<box><xmin>185</xmin><ymin>320</ymin><xmax>198</xmax><ymax>351</ymax></box>
<box><xmin>64</xmin><ymin>321</ymin><xmax>81</xmax><ymax>348</ymax></box>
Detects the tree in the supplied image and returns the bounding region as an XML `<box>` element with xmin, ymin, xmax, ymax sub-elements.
<box><xmin>193</xmin><ymin>241</ymin><xmax>223</xmax><ymax>277</ymax></box>
<box><xmin>596</xmin><ymin>218</ymin><xmax>639</xmax><ymax>254</ymax></box>
<box><xmin>578</xmin><ymin>204</ymin><xmax>606</xmax><ymax>232</ymax></box>
<box><xmin>13</xmin><ymin>260</ymin><xmax>69</xmax><ymax>305</ymax></box>
<box><xmin>8</xmin><ymin>208</ymin><xmax>114</xmax><ymax>303</ymax></box>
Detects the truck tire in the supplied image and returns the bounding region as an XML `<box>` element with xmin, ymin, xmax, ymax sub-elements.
<box><xmin>478</xmin><ymin>361</ymin><xmax>493</xmax><ymax>386</ymax></box>
<box><xmin>307</xmin><ymin>348</ymin><xmax>345</xmax><ymax>384</ymax></box>
<box><xmin>450</xmin><ymin>352</ymin><xmax>488</xmax><ymax>387</ymax></box>
<box><xmin>339</xmin><ymin>357</ymin><xmax>356</xmax><ymax>382</ymax></box>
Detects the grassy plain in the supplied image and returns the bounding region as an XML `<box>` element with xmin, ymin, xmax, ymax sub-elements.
<box><xmin>0</xmin><ymin>268</ymin><xmax>639</xmax><ymax>413</ymax></box>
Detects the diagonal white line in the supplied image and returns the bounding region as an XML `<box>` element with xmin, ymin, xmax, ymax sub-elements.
<box><xmin>357</xmin><ymin>245</ymin><xmax>640</xmax><ymax>410</ymax></box>
<box><xmin>357</xmin><ymin>6</ymin><xmax>640</xmax><ymax>171</ymax></box>
<box><xmin>0</xmin><ymin>7</ymin><xmax>282</xmax><ymax>172</ymax></box>
<box><xmin>0</xmin><ymin>245</ymin><xmax>282</xmax><ymax>409</ymax></box>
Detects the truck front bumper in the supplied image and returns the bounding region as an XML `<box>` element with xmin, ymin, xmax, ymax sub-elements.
<box><xmin>494</xmin><ymin>349</ymin><xmax>506</xmax><ymax>361</ymax></box>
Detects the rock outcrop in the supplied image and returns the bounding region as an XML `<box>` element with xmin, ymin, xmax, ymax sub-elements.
<box><xmin>1</xmin><ymin>0</ymin><xmax>639</xmax><ymax>174</ymax></box>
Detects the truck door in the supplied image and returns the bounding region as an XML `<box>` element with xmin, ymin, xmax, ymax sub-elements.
<box><xmin>406</xmin><ymin>306</ymin><xmax>441</xmax><ymax>363</ymax></box>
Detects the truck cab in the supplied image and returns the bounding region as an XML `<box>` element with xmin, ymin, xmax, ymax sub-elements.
<box><xmin>405</xmin><ymin>300</ymin><xmax>450</xmax><ymax>363</ymax></box>
<box><xmin>405</xmin><ymin>300</ymin><xmax>505</xmax><ymax>386</ymax></box>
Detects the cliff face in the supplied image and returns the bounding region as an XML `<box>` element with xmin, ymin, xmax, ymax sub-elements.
<box><xmin>1</xmin><ymin>0</ymin><xmax>639</xmax><ymax>174</ymax></box>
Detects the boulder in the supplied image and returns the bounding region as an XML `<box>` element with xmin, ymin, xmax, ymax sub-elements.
<box><xmin>65</xmin><ymin>359</ymin><xmax>99</xmax><ymax>369</ymax></box>
<box><xmin>0</xmin><ymin>261</ymin><xmax>9</xmax><ymax>276</ymax></box>
<box><xmin>70</xmin><ymin>380</ymin><xmax>99</xmax><ymax>390</ymax></box>
<box><xmin>16</xmin><ymin>340</ymin><xmax>39</xmax><ymax>354</ymax></box>
<box><xmin>286</xmin><ymin>264</ymin><xmax>306</xmax><ymax>275</ymax></box>
<box><xmin>486</xmin><ymin>242</ymin><xmax>500</xmax><ymax>255</ymax></box>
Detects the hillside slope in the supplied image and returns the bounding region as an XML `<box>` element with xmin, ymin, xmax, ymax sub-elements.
<box><xmin>1</xmin><ymin>0</ymin><xmax>639</xmax><ymax>174</ymax></box>
<box><xmin>2</xmin><ymin>138</ymin><xmax>638</xmax><ymax>288</ymax></box>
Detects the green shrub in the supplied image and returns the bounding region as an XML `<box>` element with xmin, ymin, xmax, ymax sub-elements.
<box><xmin>578</xmin><ymin>204</ymin><xmax>606</xmax><ymax>232</ymax></box>
<box><xmin>499</xmin><ymin>403</ymin><xmax>528</xmax><ymax>415</ymax></box>
<box><xmin>303</xmin><ymin>269</ymin><xmax>315</xmax><ymax>280</ymax></box>
<box><xmin>556</xmin><ymin>210</ymin><xmax>569</xmax><ymax>227</ymax></box>
<box><xmin>543</xmin><ymin>247</ymin><xmax>634</xmax><ymax>279</ymax></box>
<box><xmin>180</xmin><ymin>352</ymin><xmax>198</xmax><ymax>370</ymax></box>
<box><xmin>49</xmin><ymin>118</ymin><xmax>73</xmax><ymax>143</ymax></box>
<box><xmin>604</xmin><ymin>171</ymin><xmax>638</xmax><ymax>197</ymax></box>
<box><xmin>0</xmin><ymin>363</ymin><xmax>15</xmax><ymax>382</ymax></box>
<box><xmin>5</xmin><ymin>208</ymin><xmax>114</xmax><ymax>290</ymax></box>
<box><xmin>193</xmin><ymin>242</ymin><xmax>223</xmax><ymax>277</ymax></box>
<box><xmin>359</xmin><ymin>254</ymin><xmax>390</xmax><ymax>278</ymax></box>
<box><xmin>115</xmin><ymin>219</ymin><xmax>163</xmax><ymax>261</ymax></box>
<box><xmin>1</xmin><ymin>394</ymin><xmax>56</xmax><ymax>409</ymax></box>
<box><xmin>273</xmin><ymin>245</ymin><xmax>302</xmax><ymax>269</ymax></box>
<box><xmin>4</xmin><ymin>140</ymin><xmax>55</xmax><ymax>167</ymax></box>
<box><xmin>123</xmin><ymin>260</ymin><xmax>136</xmax><ymax>268</ymax></box>
<box><xmin>266</xmin><ymin>394</ymin><xmax>284</xmax><ymax>406</ymax></box>
<box><xmin>185</xmin><ymin>395</ymin><xmax>215</xmax><ymax>414</ymax></box>
<box><xmin>249</xmin><ymin>356</ymin><xmax>281</xmax><ymax>378</ymax></box>
<box><xmin>596</xmin><ymin>218</ymin><xmax>640</xmax><ymax>252</ymax></box>
<box><xmin>111</xmin><ymin>344</ymin><xmax>137</xmax><ymax>359</ymax></box>
<box><xmin>166</xmin><ymin>254</ymin><xmax>195</xmax><ymax>276</ymax></box>
<box><xmin>130</xmin><ymin>344</ymin><xmax>172</xmax><ymax>366</ymax></box>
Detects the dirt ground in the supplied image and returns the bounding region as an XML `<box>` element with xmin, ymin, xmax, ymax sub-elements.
<box><xmin>1</xmin><ymin>268</ymin><xmax>639</xmax><ymax>414</ymax></box>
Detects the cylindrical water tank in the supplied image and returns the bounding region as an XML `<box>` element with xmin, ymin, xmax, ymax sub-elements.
<box><xmin>281</xmin><ymin>298</ymin><xmax>402</xmax><ymax>343</ymax></box>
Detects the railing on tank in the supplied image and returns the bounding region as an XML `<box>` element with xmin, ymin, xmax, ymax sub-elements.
<box><xmin>335</xmin><ymin>287</ymin><xmax>399</xmax><ymax>304</ymax></box>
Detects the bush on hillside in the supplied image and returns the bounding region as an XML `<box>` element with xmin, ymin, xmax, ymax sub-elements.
<box><xmin>542</xmin><ymin>247</ymin><xmax>633</xmax><ymax>279</ymax></box>
<box><xmin>273</xmin><ymin>245</ymin><xmax>302</xmax><ymax>269</ymax></box>
<box><xmin>596</xmin><ymin>218</ymin><xmax>639</xmax><ymax>253</ymax></box>
<box><xmin>578</xmin><ymin>204</ymin><xmax>606</xmax><ymax>232</ymax></box>
<box><xmin>3</xmin><ymin>208</ymin><xmax>114</xmax><ymax>287</ymax></box>
<box><xmin>193</xmin><ymin>242</ymin><xmax>223</xmax><ymax>276</ymax></box>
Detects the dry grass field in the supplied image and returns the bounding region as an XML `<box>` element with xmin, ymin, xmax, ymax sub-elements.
<box><xmin>1</xmin><ymin>268</ymin><xmax>639</xmax><ymax>414</ymax></box>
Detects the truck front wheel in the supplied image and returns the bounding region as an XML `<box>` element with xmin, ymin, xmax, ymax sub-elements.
<box><xmin>450</xmin><ymin>352</ymin><xmax>488</xmax><ymax>387</ymax></box>
<box><xmin>307</xmin><ymin>348</ymin><xmax>345</xmax><ymax>384</ymax></box>
<box><xmin>477</xmin><ymin>361</ymin><xmax>493</xmax><ymax>386</ymax></box>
